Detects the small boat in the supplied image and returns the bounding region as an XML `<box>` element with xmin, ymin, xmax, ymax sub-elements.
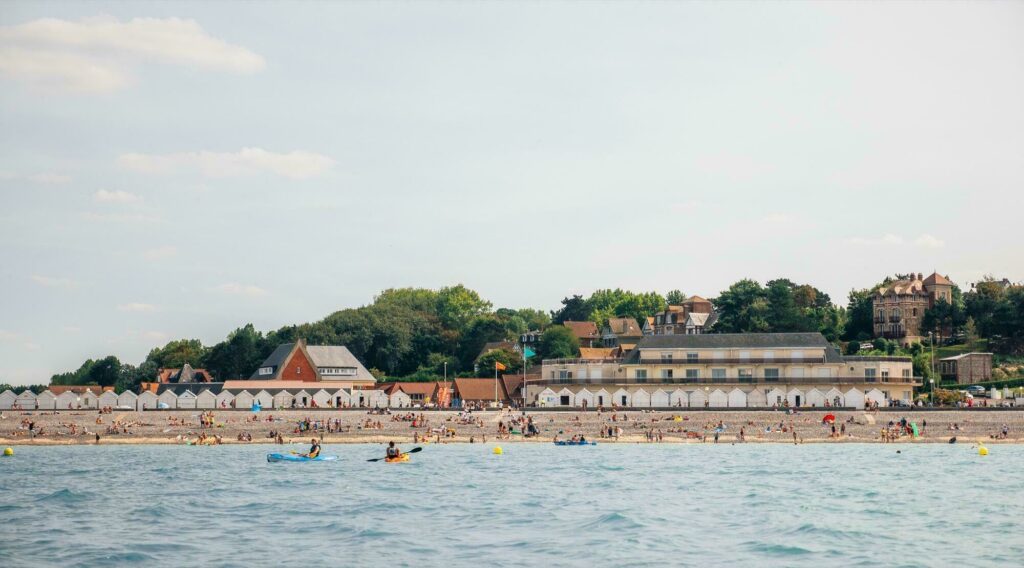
<box><xmin>385</xmin><ymin>454</ymin><xmax>410</xmax><ymax>463</ymax></box>
<box><xmin>554</xmin><ymin>440</ymin><xmax>597</xmax><ymax>446</ymax></box>
<box><xmin>267</xmin><ymin>453</ymin><xmax>338</xmax><ymax>463</ymax></box>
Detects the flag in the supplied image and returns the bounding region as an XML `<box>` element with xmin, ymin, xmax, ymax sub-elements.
<box><xmin>524</xmin><ymin>347</ymin><xmax>536</xmax><ymax>359</ymax></box>
<box><xmin>495</xmin><ymin>361</ymin><xmax>507</xmax><ymax>371</ymax></box>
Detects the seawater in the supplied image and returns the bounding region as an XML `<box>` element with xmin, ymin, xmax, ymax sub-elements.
<box><xmin>1</xmin><ymin>444</ymin><xmax>1022</xmax><ymax>567</ymax></box>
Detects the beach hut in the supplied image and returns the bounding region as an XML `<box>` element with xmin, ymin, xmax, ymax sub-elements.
<box><xmin>158</xmin><ymin>390</ymin><xmax>179</xmax><ymax>409</ymax></box>
<box><xmin>366</xmin><ymin>390</ymin><xmax>388</xmax><ymax>408</ymax></box>
<box><xmin>292</xmin><ymin>390</ymin><xmax>312</xmax><ymax>408</ymax></box>
<box><xmin>196</xmin><ymin>390</ymin><xmax>217</xmax><ymax>409</ymax></box>
<box><xmin>766</xmin><ymin>388</ymin><xmax>785</xmax><ymax>407</ymax></box>
<box><xmin>651</xmin><ymin>389</ymin><xmax>669</xmax><ymax>408</ymax></box>
<box><xmin>805</xmin><ymin>388</ymin><xmax>826</xmax><ymax>408</ymax></box>
<box><xmin>612</xmin><ymin>388</ymin><xmax>631</xmax><ymax>407</ymax></box>
<box><xmin>272</xmin><ymin>390</ymin><xmax>292</xmax><ymax>409</ymax></box>
<box><xmin>593</xmin><ymin>389</ymin><xmax>611</xmax><ymax>407</ymax></box>
<box><xmin>331</xmin><ymin>389</ymin><xmax>351</xmax><ymax>408</ymax></box>
<box><xmin>688</xmin><ymin>389</ymin><xmax>706</xmax><ymax>408</ymax></box>
<box><xmin>631</xmin><ymin>389</ymin><xmax>650</xmax><ymax>408</ymax></box>
<box><xmin>866</xmin><ymin>388</ymin><xmax>886</xmax><ymax>408</ymax></box>
<box><xmin>746</xmin><ymin>388</ymin><xmax>767</xmax><ymax>407</ymax></box>
<box><xmin>80</xmin><ymin>389</ymin><xmax>99</xmax><ymax>409</ymax></box>
<box><xmin>254</xmin><ymin>390</ymin><xmax>274</xmax><ymax>409</ymax></box>
<box><xmin>55</xmin><ymin>391</ymin><xmax>78</xmax><ymax>409</ymax></box>
<box><xmin>36</xmin><ymin>390</ymin><xmax>56</xmax><ymax>410</ymax></box>
<box><xmin>575</xmin><ymin>388</ymin><xmax>595</xmax><ymax>408</ymax></box>
<box><xmin>535</xmin><ymin>388</ymin><xmax>557</xmax><ymax>407</ymax></box>
<box><xmin>99</xmin><ymin>390</ymin><xmax>118</xmax><ymax>409</ymax></box>
<box><xmin>785</xmin><ymin>388</ymin><xmax>804</xmax><ymax>407</ymax></box>
<box><xmin>389</xmin><ymin>390</ymin><xmax>412</xmax><ymax>408</ymax></box>
<box><xmin>670</xmin><ymin>389</ymin><xmax>689</xmax><ymax>407</ymax></box>
<box><xmin>117</xmin><ymin>390</ymin><xmax>138</xmax><ymax>409</ymax></box>
<box><xmin>728</xmin><ymin>388</ymin><xmax>747</xmax><ymax>408</ymax></box>
<box><xmin>215</xmin><ymin>390</ymin><xmax>235</xmax><ymax>409</ymax></box>
<box><xmin>312</xmin><ymin>389</ymin><xmax>331</xmax><ymax>408</ymax></box>
<box><xmin>825</xmin><ymin>388</ymin><xmax>844</xmax><ymax>407</ymax></box>
<box><xmin>0</xmin><ymin>390</ymin><xmax>16</xmax><ymax>409</ymax></box>
<box><xmin>551</xmin><ymin>387</ymin><xmax>572</xmax><ymax>407</ymax></box>
<box><xmin>844</xmin><ymin>388</ymin><xmax>865</xmax><ymax>409</ymax></box>
<box><xmin>709</xmin><ymin>389</ymin><xmax>728</xmax><ymax>407</ymax></box>
<box><xmin>233</xmin><ymin>391</ymin><xmax>254</xmax><ymax>410</ymax></box>
<box><xmin>177</xmin><ymin>390</ymin><xmax>198</xmax><ymax>409</ymax></box>
<box><xmin>137</xmin><ymin>390</ymin><xmax>158</xmax><ymax>411</ymax></box>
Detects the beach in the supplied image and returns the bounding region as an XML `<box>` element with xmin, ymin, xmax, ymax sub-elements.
<box><xmin>2</xmin><ymin>407</ymin><xmax>1021</xmax><ymax>446</ymax></box>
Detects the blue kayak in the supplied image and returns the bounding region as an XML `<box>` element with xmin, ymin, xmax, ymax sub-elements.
<box><xmin>554</xmin><ymin>441</ymin><xmax>597</xmax><ymax>446</ymax></box>
<box><xmin>267</xmin><ymin>453</ymin><xmax>338</xmax><ymax>463</ymax></box>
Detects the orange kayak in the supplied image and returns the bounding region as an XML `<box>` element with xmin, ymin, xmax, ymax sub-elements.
<box><xmin>385</xmin><ymin>454</ymin><xmax>410</xmax><ymax>463</ymax></box>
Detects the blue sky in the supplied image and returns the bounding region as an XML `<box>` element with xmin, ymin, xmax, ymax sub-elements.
<box><xmin>1</xmin><ymin>2</ymin><xmax>1022</xmax><ymax>385</ymax></box>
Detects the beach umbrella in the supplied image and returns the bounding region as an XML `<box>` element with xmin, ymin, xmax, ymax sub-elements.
<box><xmin>823</xmin><ymin>414</ymin><xmax>836</xmax><ymax>424</ymax></box>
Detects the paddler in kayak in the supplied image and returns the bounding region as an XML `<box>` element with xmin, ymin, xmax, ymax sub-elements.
<box><xmin>304</xmin><ymin>438</ymin><xmax>321</xmax><ymax>458</ymax></box>
<box><xmin>386</xmin><ymin>441</ymin><xmax>401</xmax><ymax>460</ymax></box>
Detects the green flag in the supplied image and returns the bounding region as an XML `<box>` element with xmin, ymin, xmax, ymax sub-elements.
<box><xmin>524</xmin><ymin>347</ymin><xmax>536</xmax><ymax>359</ymax></box>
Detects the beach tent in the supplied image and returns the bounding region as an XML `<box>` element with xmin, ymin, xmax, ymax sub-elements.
<box><xmin>866</xmin><ymin>389</ymin><xmax>886</xmax><ymax>407</ymax></box>
<box><xmin>805</xmin><ymin>388</ymin><xmax>826</xmax><ymax>408</ymax></box>
<box><xmin>689</xmin><ymin>389</ymin><xmax>707</xmax><ymax>408</ymax></box>
<box><xmin>389</xmin><ymin>390</ymin><xmax>411</xmax><ymax>408</ymax></box>
<box><xmin>0</xmin><ymin>390</ymin><xmax>16</xmax><ymax>409</ymax></box>
<box><xmin>196</xmin><ymin>390</ymin><xmax>217</xmax><ymax>409</ymax></box>
<box><xmin>651</xmin><ymin>389</ymin><xmax>669</xmax><ymax>408</ymax></box>
<box><xmin>612</xmin><ymin>388</ymin><xmax>631</xmax><ymax>407</ymax></box>
<box><xmin>632</xmin><ymin>389</ymin><xmax>651</xmax><ymax>408</ymax></box>
<box><xmin>177</xmin><ymin>390</ymin><xmax>198</xmax><ymax>409</ymax></box>
<box><xmin>670</xmin><ymin>389</ymin><xmax>689</xmax><ymax>407</ymax></box>
<box><xmin>312</xmin><ymin>389</ymin><xmax>331</xmax><ymax>408</ymax></box>
<box><xmin>825</xmin><ymin>388</ymin><xmax>844</xmax><ymax>407</ymax></box>
<box><xmin>557</xmin><ymin>388</ymin><xmax>575</xmax><ymax>407</ymax></box>
<box><xmin>593</xmin><ymin>389</ymin><xmax>611</xmax><ymax>407</ymax></box>
<box><xmin>99</xmin><ymin>390</ymin><xmax>118</xmax><ymax>408</ymax></box>
<box><xmin>80</xmin><ymin>390</ymin><xmax>99</xmax><ymax>409</ymax></box>
<box><xmin>216</xmin><ymin>390</ymin><xmax>235</xmax><ymax>409</ymax></box>
<box><xmin>746</xmin><ymin>388</ymin><xmax>767</xmax><ymax>407</ymax></box>
<box><xmin>766</xmin><ymin>388</ymin><xmax>785</xmax><ymax>407</ymax></box>
<box><xmin>233</xmin><ymin>391</ymin><xmax>254</xmax><ymax>410</ymax></box>
<box><xmin>293</xmin><ymin>390</ymin><xmax>312</xmax><ymax>408</ymax></box>
<box><xmin>55</xmin><ymin>391</ymin><xmax>78</xmax><ymax>409</ymax></box>
<box><xmin>575</xmin><ymin>388</ymin><xmax>595</xmax><ymax>408</ymax></box>
<box><xmin>728</xmin><ymin>388</ymin><xmax>747</xmax><ymax>408</ymax></box>
<box><xmin>137</xmin><ymin>391</ymin><xmax>158</xmax><ymax>411</ymax></box>
<box><xmin>785</xmin><ymin>388</ymin><xmax>804</xmax><ymax>407</ymax></box>
<box><xmin>844</xmin><ymin>388</ymin><xmax>865</xmax><ymax>409</ymax></box>
<box><xmin>158</xmin><ymin>390</ymin><xmax>179</xmax><ymax>409</ymax></box>
<box><xmin>254</xmin><ymin>390</ymin><xmax>274</xmax><ymax>409</ymax></box>
<box><xmin>708</xmin><ymin>389</ymin><xmax>728</xmax><ymax>407</ymax></box>
<box><xmin>117</xmin><ymin>391</ymin><xmax>138</xmax><ymax>409</ymax></box>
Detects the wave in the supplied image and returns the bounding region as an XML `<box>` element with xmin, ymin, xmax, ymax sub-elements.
<box><xmin>36</xmin><ymin>488</ymin><xmax>91</xmax><ymax>504</ymax></box>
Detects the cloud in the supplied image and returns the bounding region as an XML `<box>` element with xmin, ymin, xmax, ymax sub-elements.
<box><xmin>0</xmin><ymin>17</ymin><xmax>264</xmax><ymax>93</ymax></box>
<box><xmin>117</xmin><ymin>148</ymin><xmax>335</xmax><ymax>179</ymax></box>
<box><xmin>0</xmin><ymin>329</ymin><xmax>41</xmax><ymax>351</ymax></box>
<box><xmin>116</xmin><ymin>302</ymin><xmax>157</xmax><ymax>313</ymax></box>
<box><xmin>845</xmin><ymin>233</ymin><xmax>944</xmax><ymax>249</ymax></box>
<box><xmin>215</xmin><ymin>283</ymin><xmax>269</xmax><ymax>298</ymax></box>
<box><xmin>60</xmin><ymin>325</ymin><xmax>81</xmax><ymax>333</ymax></box>
<box><xmin>914</xmin><ymin>234</ymin><xmax>945</xmax><ymax>249</ymax></box>
<box><xmin>0</xmin><ymin>171</ymin><xmax>72</xmax><ymax>184</ymax></box>
<box><xmin>81</xmin><ymin>212</ymin><xmax>162</xmax><ymax>224</ymax></box>
<box><xmin>94</xmin><ymin>189</ymin><xmax>142</xmax><ymax>203</ymax></box>
<box><xmin>31</xmin><ymin>274</ymin><xmax>77</xmax><ymax>289</ymax></box>
<box><xmin>143</xmin><ymin>245</ymin><xmax>178</xmax><ymax>260</ymax></box>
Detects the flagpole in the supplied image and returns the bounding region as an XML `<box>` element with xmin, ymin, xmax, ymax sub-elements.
<box><xmin>494</xmin><ymin>362</ymin><xmax>498</xmax><ymax>407</ymax></box>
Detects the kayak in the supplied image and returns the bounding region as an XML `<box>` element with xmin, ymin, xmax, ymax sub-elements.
<box><xmin>267</xmin><ymin>453</ymin><xmax>338</xmax><ymax>463</ymax></box>
<box><xmin>554</xmin><ymin>441</ymin><xmax>597</xmax><ymax>446</ymax></box>
<box><xmin>385</xmin><ymin>454</ymin><xmax>410</xmax><ymax>463</ymax></box>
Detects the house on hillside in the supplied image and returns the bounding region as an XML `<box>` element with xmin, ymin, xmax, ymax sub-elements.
<box><xmin>939</xmin><ymin>352</ymin><xmax>993</xmax><ymax>385</ymax></box>
<box><xmin>601</xmin><ymin>317</ymin><xmax>643</xmax><ymax>348</ymax></box>
<box><xmin>156</xmin><ymin>363</ymin><xmax>214</xmax><ymax>383</ymax></box>
<box><xmin>650</xmin><ymin>296</ymin><xmax>716</xmax><ymax>335</ymax></box>
<box><xmin>562</xmin><ymin>321</ymin><xmax>600</xmax><ymax>348</ymax></box>
<box><xmin>872</xmin><ymin>272</ymin><xmax>954</xmax><ymax>345</ymax></box>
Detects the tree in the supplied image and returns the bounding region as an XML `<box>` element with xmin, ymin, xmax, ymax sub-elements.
<box><xmin>437</xmin><ymin>285</ymin><xmax>492</xmax><ymax>330</ymax></box>
<box><xmin>476</xmin><ymin>348</ymin><xmax>523</xmax><ymax>374</ymax></box>
<box><xmin>922</xmin><ymin>298</ymin><xmax>965</xmax><ymax>342</ymax></box>
<box><xmin>204</xmin><ymin>324</ymin><xmax>266</xmax><ymax>380</ymax></box>
<box><xmin>613</xmin><ymin>291</ymin><xmax>665</xmax><ymax>328</ymax></box>
<box><xmin>964</xmin><ymin>317</ymin><xmax>979</xmax><ymax>349</ymax></box>
<box><xmin>843</xmin><ymin>289</ymin><xmax>875</xmax><ymax>341</ymax></box>
<box><xmin>665</xmin><ymin>289</ymin><xmax>686</xmax><ymax>305</ymax></box>
<box><xmin>146</xmin><ymin>339</ymin><xmax>207</xmax><ymax>369</ymax></box>
<box><xmin>712</xmin><ymin>279</ymin><xmax>770</xmax><ymax>333</ymax></box>
<box><xmin>539</xmin><ymin>326</ymin><xmax>579</xmax><ymax>359</ymax></box>
<box><xmin>457</xmin><ymin>315</ymin><xmax>509</xmax><ymax>369</ymax></box>
<box><xmin>551</xmin><ymin>295</ymin><xmax>591</xmax><ymax>324</ymax></box>
<box><xmin>86</xmin><ymin>355</ymin><xmax>122</xmax><ymax>387</ymax></box>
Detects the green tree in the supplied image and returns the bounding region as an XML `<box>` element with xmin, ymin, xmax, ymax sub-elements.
<box><xmin>204</xmin><ymin>324</ymin><xmax>266</xmax><ymax>380</ymax></box>
<box><xmin>712</xmin><ymin>279</ymin><xmax>770</xmax><ymax>333</ymax></box>
<box><xmin>614</xmin><ymin>291</ymin><xmax>665</xmax><ymax>327</ymax></box>
<box><xmin>146</xmin><ymin>339</ymin><xmax>207</xmax><ymax>368</ymax></box>
<box><xmin>86</xmin><ymin>355</ymin><xmax>122</xmax><ymax>387</ymax></box>
<box><xmin>665</xmin><ymin>289</ymin><xmax>686</xmax><ymax>305</ymax></box>
<box><xmin>843</xmin><ymin>289</ymin><xmax>875</xmax><ymax>340</ymax></box>
<box><xmin>539</xmin><ymin>325</ymin><xmax>579</xmax><ymax>359</ymax></box>
<box><xmin>476</xmin><ymin>348</ymin><xmax>523</xmax><ymax>374</ymax></box>
<box><xmin>551</xmin><ymin>295</ymin><xmax>591</xmax><ymax>324</ymax></box>
<box><xmin>457</xmin><ymin>315</ymin><xmax>509</xmax><ymax>369</ymax></box>
<box><xmin>437</xmin><ymin>285</ymin><xmax>492</xmax><ymax>330</ymax></box>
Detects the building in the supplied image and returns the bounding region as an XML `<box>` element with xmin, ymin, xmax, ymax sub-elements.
<box><xmin>452</xmin><ymin>377</ymin><xmax>512</xmax><ymax>408</ymax></box>
<box><xmin>156</xmin><ymin>363</ymin><xmax>214</xmax><ymax>383</ymax></box>
<box><xmin>872</xmin><ymin>272</ymin><xmax>954</xmax><ymax>345</ymax></box>
<box><xmin>377</xmin><ymin>381</ymin><xmax>451</xmax><ymax>407</ymax></box>
<box><xmin>562</xmin><ymin>321</ymin><xmax>600</xmax><ymax>348</ymax></box>
<box><xmin>938</xmin><ymin>353</ymin><xmax>993</xmax><ymax>385</ymax></box>
<box><xmin>533</xmin><ymin>332</ymin><xmax>920</xmax><ymax>409</ymax></box>
<box><xmin>520</xmin><ymin>330</ymin><xmax>543</xmax><ymax>351</ymax></box>
<box><xmin>601</xmin><ymin>317</ymin><xmax>643</xmax><ymax>348</ymax></box>
<box><xmin>649</xmin><ymin>296</ymin><xmax>716</xmax><ymax>335</ymax></box>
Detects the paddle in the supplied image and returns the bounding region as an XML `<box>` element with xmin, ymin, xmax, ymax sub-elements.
<box><xmin>367</xmin><ymin>446</ymin><xmax>422</xmax><ymax>462</ymax></box>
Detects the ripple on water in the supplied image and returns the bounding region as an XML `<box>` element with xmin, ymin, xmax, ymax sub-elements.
<box><xmin>36</xmin><ymin>488</ymin><xmax>92</xmax><ymax>504</ymax></box>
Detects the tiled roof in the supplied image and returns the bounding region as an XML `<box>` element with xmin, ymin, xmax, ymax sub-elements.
<box><xmin>453</xmin><ymin>378</ymin><xmax>510</xmax><ymax>403</ymax></box>
<box><xmin>606</xmin><ymin>317</ymin><xmax>643</xmax><ymax>337</ymax></box>
<box><xmin>923</xmin><ymin>272</ymin><xmax>953</xmax><ymax>286</ymax></box>
<box><xmin>563</xmin><ymin>321</ymin><xmax>599</xmax><ymax>339</ymax></box>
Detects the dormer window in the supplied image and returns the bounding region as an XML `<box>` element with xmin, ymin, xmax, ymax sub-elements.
<box><xmin>258</xmin><ymin>367</ymin><xmax>274</xmax><ymax>376</ymax></box>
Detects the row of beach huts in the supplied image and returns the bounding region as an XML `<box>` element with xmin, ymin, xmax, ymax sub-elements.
<box><xmin>0</xmin><ymin>387</ymin><xmax>398</xmax><ymax>411</ymax></box>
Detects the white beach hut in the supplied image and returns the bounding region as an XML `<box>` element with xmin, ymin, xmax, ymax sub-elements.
<box><xmin>632</xmin><ymin>389</ymin><xmax>651</xmax><ymax>408</ymax></box>
<box><xmin>670</xmin><ymin>389</ymin><xmax>689</xmax><ymax>407</ymax></box>
<box><xmin>844</xmin><ymin>388</ymin><xmax>865</xmax><ymax>409</ymax></box>
<box><xmin>32</xmin><ymin>390</ymin><xmax>53</xmax><ymax>409</ymax></box>
<box><xmin>728</xmin><ymin>388</ymin><xmax>747</xmax><ymax>408</ymax></box>
<box><xmin>330</xmin><ymin>389</ymin><xmax>350</xmax><ymax>408</ymax></box>
<box><xmin>575</xmin><ymin>388</ymin><xmax>595</xmax><ymax>408</ymax></box>
<box><xmin>594</xmin><ymin>389</ymin><xmax>611</xmax><ymax>407</ymax></box>
<box><xmin>117</xmin><ymin>390</ymin><xmax>138</xmax><ymax>409</ymax></box>
<box><xmin>55</xmin><ymin>391</ymin><xmax>78</xmax><ymax>409</ymax></box>
<box><xmin>785</xmin><ymin>388</ymin><xmax>804</xmax><ymax>407</ymax></box>
<box><xmin>215</xmin><ymin>390</ymin><xmax>235</xmax><ymax>409</ymax></box>
<box><xmin>80</xmin><ymin>389</ymin><xmax>99</xmax><ymax>409</ymax></box>
<box><xmin>612</xmin><ymin>388</ymin><xmax>631</xmax><ymax>407</ymax></box>
<box><xmin>254</xmin><ymin>390</ymin><xmax>274</xmax><ymax>409</ymax></box>
<box><xmin>312</xmin><ymin>389</ymin><xmax>331</xmax><ymax>408</ymax></box>
<box><xmin>0</xmin><ymin>390</ymin><xmax>16</xmax><ymax>409</ymax></box>
<box><xmin>137</xmin><ymin>390</ymin><xmax>158</xmax><ymax>411</ymax></box>
<box><xmin>535</xmin><ymin>388</ymin><xmax>557</xmax><ymax>407</ymax></box>
<box><xmin>389</xmin><ymin>390</ymin><xmax>412</xmax><ymax>408</ymax></box>
<box><xmin>866</xmin><ymin>389</ymin><xmax>886</xmax><ymax>407</ymax></box>
<box><xmin>746</xmin><ymin>388</ymin><xmax>767</xmax><ymax>407</ymax></box>
<box><xmin>233</xmin><ymin>391</ymin><xmax>254</xmax><ymax>410</ymax></box>
<box><xmin>825</xmin><ymin>388</ymin><xmax>844</xmax><ymax>407</ymax></box>
<box><xmin>651</xmin><ymin>389</ymin><xmax>669</xmax><ymax>408</ymax></box>
<box><xmin>177</xmin><ymin>390</ymin><xmax>198</xmax><ymax>409</ymax></box>
<box><xmin>554</xmin><ymin>388</ymin><xmax>574</xmax><ymax>407</ymax></box>
<box><xmin>272</xmin><ymin>390</ymin><xmax>292</xmax><ymax>409</ymax></box>
<box><xmin>292</xmin><ymin>390</ymin><xmax>312</xmax><ymax>408</ymax></box>
<box><xmin>17</xmin><ymin>390</ymin><xmax>39</xmax><ymax>409</ymax></box>
<box><xmin>367</xmin><ymin>390</ymin><xmax>388</xmax><ymax>408</ymax></box>
<box><xmin>766</xmin><ymin>388</ymin><xmax>785</xmax><ymax>407</ymax></box>
<box><xmin>805</xmin><ymin>388</ymin><xmax>825</xmax><ymax>408</ymax></box>
<box><xmin>158</xmin><ymin>390</ymin><xmax>179</xmax><ymax>409</ymax></box>
<box><xmin>709</xmin><ymin>389</ymin><xmax>728</xmax><ymax>407</ymax></box>
<box><xmin>689</xmin><ymin>389</ymin><xmax>707</xmax><ymax>408</ymax></box>
<box><xmin>196</xmin><ymin>390</ymin><xmax>217</xmax><ymax>409</ymax></box>
<box><xmin>99</xmin><ymin>390</ymin><xmax>119</xmax><ymax>409</ymax></box>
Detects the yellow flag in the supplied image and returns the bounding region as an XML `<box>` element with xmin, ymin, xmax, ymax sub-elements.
<box><xmin>495</xmin><ymin>361</ymin><xmax>507</xmax><ymax>371</ymax></box>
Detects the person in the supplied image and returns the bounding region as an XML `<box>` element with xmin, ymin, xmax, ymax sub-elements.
<box><xmin>306</xmin><ymin>438</ymin><xmax>321</xmax><ymax>458</ymax></box>
<box><xmin>386</xmin><ymin>441</ymin><xmax>401</xmax><ymax>459</ymax></box>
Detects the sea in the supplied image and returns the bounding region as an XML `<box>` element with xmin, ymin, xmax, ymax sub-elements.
<box><xmin>1</xmin><ymin>443</ymin><xmax>1022</xmax><ymax>567</ymax></box>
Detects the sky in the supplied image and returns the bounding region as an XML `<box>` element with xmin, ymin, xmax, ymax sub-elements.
<box><xmin>1</xmin><ymin>1</ymin><xmax>1022</xmax><ymax>385</ymax></box>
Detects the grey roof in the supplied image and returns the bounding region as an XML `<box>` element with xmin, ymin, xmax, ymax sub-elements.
<box><xmin>158</xmin><ymin>383</ymin><xmax>224</xmax><ymax>396</ymax></box>
<box><xmin>305</xmin><ymin>345</ymin><xmax>375</xmax><ymax>380</ymax></box>
<box><xmin>634</xmin><ymin>332</ymin><xmax>843</xmax><ymax>362</ymax></box>
<box><xmin>249</xmin><ymin>343</ymin><xmax>295</xmax><ymax>378</ymax></box>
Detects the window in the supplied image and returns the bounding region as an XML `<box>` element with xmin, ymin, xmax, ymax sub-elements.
<box><xmin>791</xmin><ymin>367</ymin><xmax>805</xmax><ymax>378</ymax></box>
<box><xmin>739</xmin><ymin>351</ymin><xmax>751</xmax><ymax>361</ymax></box>
<box><xmin>258</xmin><ymin>367</ymin><xmax>274</xmax><ymax>376</ymax></box>
<box><xmin>686</xmin><ymin>352</ymin><xmax>698</xmax><ymax>363</ymax></box>
<box><xmin>686</xmin><ymin>369</ymin><xmax>700</xmax><ymax>380</ymax></box>
<box><xmin>913</xmin><ymin>308</ymin><xmax>918</xmax><ymax>317</ymax></box>
<box><xmin>865</xmin><ymin>368</ymin><xmax>876</xmax><ymax>382</ymax></box>
<box><xmin>902</xmin><ymin>369</ymin><xmax>911</xmax><ymax>378</ymax></box>
<box><xmin>763</xmin><ymin>350</ymin><xmax>774</xmax><ymax>361</ymax></box>
<box><xmin>661</xmin><ymin>352</ymin><xmax>673</xmax><ymax>363</ymax></box>
<box><xmin>881</xmin><ymin>370</ymin><xmax>890</xmax><ymax>383</ymax></box>
<box><xmin>714</xmin><ymin>351</ymin><xmax>726</xmax><ymax>360</ymax></box>
<box><xmin>763</xmin><ymin>368</ymin><xmax>779</xmax><ymax>382</ymax></box>
<box><xmin>558</xmin><ymin>370</ymin><xmax>569</xmax><ymax>379</ymax></box>
<box><xmin>791</xmin><ymin>350</ymin><xmax>803</xmax><ymax>361</ymax></box>
<box><xmin>660</xmin><ymin>369</ymin><xmax>673</xmax><ymax>380</ymax></box>
<box><xmin>296</xmin><ymin>366</ymin><xmax>301</xmax><ymax>375</ymax></box>
<box><xmin>739</xmin><ymin>368</ymin><xmax>754</xmax><ymax>382</ymax></box>
<box><xmin>635</xmin><ymin>369</ymin><xmax>648</xmax><ymax>380</ymax></box>
<box><xmin>711</xmin><ymin>368</ymin><xmax>726</xmax><ymax>380</ymax></box>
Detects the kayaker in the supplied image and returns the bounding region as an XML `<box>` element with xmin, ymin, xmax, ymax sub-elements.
<box><xmin>386</xmin><ymin>441</ymin><xmax>401</xmax><ymax>459</ymax></box>
<box><xmin>306</xmin><ymin>438</ymin><xmax>321</xmax><ymax>458</ymax></box>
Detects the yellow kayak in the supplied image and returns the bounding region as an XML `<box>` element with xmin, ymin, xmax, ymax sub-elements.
<box><xmin>385</xmin><ymin>454</ymin><xmax>410</xmax><ymax>463</ymax></box>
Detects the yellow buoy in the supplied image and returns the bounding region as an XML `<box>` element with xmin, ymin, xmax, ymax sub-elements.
<box><xmin>979</xmin><ymin>446</ymin><xmax>988</xmax><ymax>456</ymax></box>
<box><xmin>493</xmin><ymin>446</ymin><xmax>503</xmax><ymax>455</ymax></box>
<box><xmin>3</xmin><ymin>447</ymin><xmax>12</xmax><ymax>456</ymax></box>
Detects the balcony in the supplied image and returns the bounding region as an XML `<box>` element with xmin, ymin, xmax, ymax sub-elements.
<box><xmin>637</xmin><ymin>357</ymin><xmax>826</xmax><ymax>365</ymax></box>
<box><xmin>533</xmin><ymin>376</ymin><xmax>922</xmax><ymax>386</ymax></box>
<box><xmin>542</xmin><ymin>358</ymin><xmax>623</xmax><ymax>365</ymax></box>
<box><xmin>881</xmin><ymin>330</ymin><xmax>906</xmax><ymax>339</ymax></box>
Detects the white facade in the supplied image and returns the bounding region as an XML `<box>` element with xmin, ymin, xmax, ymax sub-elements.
<box><xmin>196</xmin><ymin>390</ymin><xmax>217</xmax><ymax>409</ymax></box>
<box><xmin>709</xmin><ymin>389</ymin><xmax>728</xmax><ymax>407</ymax></box>
<box><xmin>632</xmin><ymin>389</ymin><xmax>651</xmax><ymax>408</ymax></box>
<box><xmin>746</xmin><ymin>389</ymin><xmax>767</xmax><ymax>407</ymax></box>
<box><xmin>293</xmin><ymin>390</ymin><xmax>312</xmax><ymax>408</ymax></box>
<box><xmin>177</xmin><ymin>391</ymin><xmax>198</xmax><ymax>409</ymax></box>
<box><xmin>331</xmin><ymin>389</ymin><xmax>351</xmax><ymax>407</ymax></box>
<box><xmin>273</xmin><ymin>391</ymin><xmax>292</xmax><ymax>409</ymax></box>
<box><xmin>36</xmin><ymin>390</ymin><xmax>56</xmax><ymax>410</ymax></box>
<box><xmin>137</xmin><ymin>391</ymin><xmax>158</xmax><ymax>411</ymax></box>
<box><xmin>728</xmin><ymin>388</ymin><xmax>747</xmax><ymax>408</ymax></box>
<box><xmin>99</xmin><ymin>391</ymin><xmax>119</xmax><ymax>408</ymax></box>
<box><xmin>576</xmin><ymin>388</ymin><xmax>595</xmax><ymax>408</ymax></box>
<box><xmin>233</xmin><ymin>391</ymin><xmax>254</xmax><ymax>409</ymax></box>
<box><xmin>216</xmin><ymin>390</ymin><xmax>235</xmax><ymax>409</ymax></box>
<box><xmin>158</xmin><ymin>390</ymin><xmax>179</xmax><ymax>409</ymax></box>
<box><xmin>805</xmin><ymin>388</ymin><xmax>825</xmax><ymax>408</ymax></box>
<box><xmin>254</xmin><ymin>391</ymin><xmax>274</xmax><ymax>409</ymax></box>
<box><xmin>612</xmin><ymin>388</ymin><xmax>631</xmax><ymax>407</ymax></box>
<box><xmin>866</xmin><ymin>389</ymin><xmax>886</xmax><ymax>407</ymax></box>
<box><xmin>670</xmin><ymin>389</ymin><xmax>689</xmax><ymax>407</ymax></box>
<box><xmin>689</xmin><ymin>389</ymin><xmax>706</xmax><ymax>408</ymax></box>
<box><xmin>117</xmin><ymin>391</ymin><xmax>138</xmax><ymax>409</ymax></box>
<box><xmin>651</xmin><ymin>389</ymin><xmax>669</xmax><ymax>407</ymax></box>
<box><xmin>389</xmin><ymin>391</ymin><xmax>412</xmax><ymax>408</ymax></box>
<box><xmin>80</xmin><ymin>390</ymin><xmax>99</xmax><ymax>409</ymax></box>
<box><xmin>0</xmin><ymin>390</ymin><xmax>16</xmax><ymax>409</ymax></box>
<box><xmin>17</xmin><ymin>391</ymin><xmax>38</xmax><ymax>409</ymax></box>
<box><xmin>312</xmin><ymin>389</ymin><xmax>332</xmax><ymax>408</ymax></box>
<box><xmin>844</xmin><ymin>388</ymin><xmax>865</xmax><ymax>409</ymax></box>
<box><xmin>594</xmin><ymin>389</ymin><xmax>611</xmax><ymax>407</ymax></box>
<box><xmin>56</xmin><ymin>391</ymin><xmax>78</xmax><ymax>409</ymax></box>
<box><xmin>785</xmin><ymin>388</ymin><xmax>804</xmax><ymax>407</ymax></box>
